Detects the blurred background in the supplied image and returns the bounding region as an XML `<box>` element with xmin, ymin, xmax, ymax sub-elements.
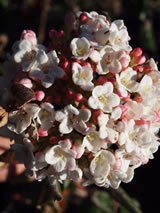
<box><xmin>0</xmin><ymin>0</ymin><xmax>160</xmax><ymax>213</ymax></box>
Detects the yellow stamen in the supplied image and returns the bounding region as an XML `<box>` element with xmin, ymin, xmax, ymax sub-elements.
<box><xmin>129</xmin><ymin>132</ymin><xmax>138</xmax><ymax>142</ymax></box>
<box><xmin>76</xmin><ymin>48</ymin><xmax>85</xmax><ymax>56</ymax></box>
<box><xmin>115</xmin><ymin>36</ymin><xmax>121</xmax><ymax>44</ymax></box>
<box><xmin>79</xmin><ymin>72</ymin><xmax>87</xmax><ymax>80</ymax></box>
<box><xmin>98</xmin><ymin>95</ymin><xmax>108</xmax><ymax>104</ymax></box>
<box><xmin>105</xmin><ymin>55</ymin><xmax>111</xmax><ymax>64</ymax></box>
<box><xmin>87</xmin><ymin>132</ymin><xmax>99</xmax><ymax>142</ymax></box>
<box><xmin>121</xmin><ymin>78</ymin><xmax>130</xmax><ymax>87</ymax></box>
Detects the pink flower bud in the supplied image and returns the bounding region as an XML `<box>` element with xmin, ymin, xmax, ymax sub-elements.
<box><xmin>97</xmin><ymin>76</ymin><xmax>108</xmax><ymax>85</ymax></box>
<box><xmin>19</xmin><ymin>78</ymin><xmax>32</xmax><ymax>88</ymax></box>
<box><xmin>75</xmin><ymin>93</ymin><xmax>83</xmax><ymax>102</ymax></box>
<box><xmin>133</xmin><ymin>65</ymin><xmax>144</xmax><ymax>72</ymax></box>
<box><xmin>60</xmin><ymin>60</ymin><xmax>69</xmax><ymax>71</ymax></box>
<box><xmin>135</xmin><ymin>119</ymin><xmax>149</xmax><ymax>126</ymax></box>
<box><xmin>92</xmin><ymin>109</ymin><xmax>103</xmax><ymax>123</ymax></box>
<box><xmin>35</xmin><ymin>91</ymin><xmax>45</xmax><ymax>101</ymax></box>
<box><xmin>135</xmin><ymin>56</ymin><xmax>146</xmax><ymax>65</ymax></box>
<box><xmin>38</xmin><ymin>128</ymin><xmax>48</xmax><ymax>137</ymax></box>
<box><xmin>72</xmin><ymin>140</ymin><xmax>84</xmax><ymax>159</ymax></box>
<box><xmin>49</xmin><ymin>136</ymin><xmax>58</xmax><ymax>144</ymax></box>
<box><xmin>49</xmin><ymin>29</ymin><xmax>58</xmax><ymax>40</ymax></box>
<box><xmin>21</xmin><ymin>30</ymin><xmax>37</xmax><ymax>45</ymax></box>
<box><xmin>144</xmin><ymin>65</ymin><xmax>152</xmax><ymax>73</ymax></box>
<box><xmin>118</xmin><ymin>104</ymin><xmax>128</xmax><ymax>115</ymax></box>
<box><xmin>59</xmin><ymin>30</ymin><xmax>65</xmax><ymax>39</ymax></box>
<box><xmin>79</xmin><ymin>13</ymin><xmax>88</xmax><ymax>25</ymax></box>
<box><xmin>133</xmin><ymin>95</ymin><xmax>143</xmax><ymax>102</ymax></box>
<box><xmin>131</xmin><ymin>48</ymin><xmax>142</xmax><ymax>57</ymax></box>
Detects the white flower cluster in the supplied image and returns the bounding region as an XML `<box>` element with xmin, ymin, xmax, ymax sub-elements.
<box><xmin>1</xmin><ymin>12</ymin><xmax>160</xmax><ymax>189</ymax></box>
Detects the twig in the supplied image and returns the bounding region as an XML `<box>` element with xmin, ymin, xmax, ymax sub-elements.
<box><xmin>106</xmin><ymin>187</ymin><xmax>143</xmax><ymax>213</ymax></box>
<box><xmin>38</xmin><ymin>0</ymin><xmax>51</xmax><ymax>43</ymax></box>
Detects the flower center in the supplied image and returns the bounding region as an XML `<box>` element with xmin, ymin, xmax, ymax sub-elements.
<box><xmin>87</xmin><ymin>132</ymin><xmax>99</xmax><ymax>142</ymax></box>
<box><xmin>121</xmin><ymin>78</ymin><xmax>130</xmax><ymax>87</ymax></box>
<box><xmin>79</xmin><ymin>72</ymin><xmax>87</xmax><ymax>80</ymax></box>
<box><xmin>41</xmin><ymin>110</ymin><xmax>50</xmax><ymax>120</ymax></box>
<box><xmin>25</xmin><ymin>50</ymin><xmax>36</xmax><ymax>61</ymax></box>
<box><xmin>57</xmin><ymin>148</ymin><xmax>64</xmax><ymax>158</ymax></box>
<box><xmin>129</xmin><ymin>132</ymin><xmax>138</xmax><ymax>142</ymax></box>
<box><xmin>69</xmin><ymin>113</ymin><xmax>78</xmax><ymax>123</ymax></box>
<box><xmin>98</xmin><ymin>95</ymin><xmax>108</xmax><ymax>104</ymax></box>
<box><xmin>105</xmin><ymin>55</ymin><xmax>111</xmax><ymax>64</ymax></box>
<box><xmin>115</xmin><ymin>36</ymin><xmax>121</xmax><ymax>44</ymax></box>
<box><xmin>76</xmin><ymin>48</ymin><xmax>85</xmax><ymax>56</ymax></box>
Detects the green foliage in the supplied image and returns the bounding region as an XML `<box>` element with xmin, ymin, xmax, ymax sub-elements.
<box><xmin>0</xmin><ymin>0</ymin><xmax>8</xmax><ymax>8</ymax></box>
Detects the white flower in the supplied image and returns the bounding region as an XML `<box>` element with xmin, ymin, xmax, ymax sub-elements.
<box><xmin>13</xmin><ymin>39</ymin><xmax>48</xmax><ymax>72</ymax></box>
<box><xmin>124</xmin><ymin>100</ymin><xmax>143</xmax><ymax>120</ymax></box>
<box><xmin>8</xmin><ymin>103</ymin><xmax>40</xmax><ymax>134</ymax></box>
<box><xmin>72</xmin><ymin>62</ymin><xmax>94</xmax><ymax>91</ymax></box>
<box><xmin>37</xmin><ymin>102</ymin><xmax>55</xmax><ymax>130</ymax></box>
<box><xmin>78</xmin><ymin>11</ymin><xmax>109</xmax><ymax>33</ymax></box>
<box><xmin>70</xmin><ymin>37</ymin><xmax>91</xmax><ymax>60</ymax></box>
<box><xmin>88</xmin><ymin>82</ymin><xmax>120</xmax><ymax>113</ymax></box>
<box><xmin>108</xmin><ymin>20</ymin><xmax>132</xmax><ymax>51</ymax></box>
<box><xmin>82</xmin><ymin>129</ymin><xmax>107</xmax><ymax>153</ymax></box>
<box><xmin>96</xmin><ymin>46</ymin><xmax>130</xmax><ymax>75</ymax></box>
<box><xmin>29</xmin><ymin>50</ymin><xmax>64</xmax><ymax>88</ymax></box>
<box><xmin>90</xmin><ymin>150</ymin><xmax>115</xmax><ymax>181</ymax></box>
<box><xmin>137</xmin><ymin>75</ymin><xmax>153</xmax><ymax>98</ymax></box>
<box><xmin>55</xmin><ymin>104</ymin><xmax>91</xmax><ymax>134</ymax></box>
<box><xmin>45</xmin><ymin>139</ymin><xmax>76</xmax><ymax>172</ymax></box>
<box><xmin>119</xmin><ymin>120</ymin><xmax>153</xmax><ymax>153</ymax></box>
<box><xmin>116</xmin><ymin>67</ymin><xmax>139</xmax><ymax>97</ymax></box>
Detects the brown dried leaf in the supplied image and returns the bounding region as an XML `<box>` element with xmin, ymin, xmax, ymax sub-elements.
<box><xmin>0</xmin><ymin>106</ymin><xmax>8</xmax><ymax>127</ymax></box>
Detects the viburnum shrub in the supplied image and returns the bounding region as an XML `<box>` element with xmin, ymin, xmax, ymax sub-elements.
<box><xmin>1</xmin><ymin>11</ymin><xmax>160</xmax><ymax>189</ymax></box>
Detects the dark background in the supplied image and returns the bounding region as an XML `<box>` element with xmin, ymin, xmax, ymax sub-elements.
<box><xmin>0</xmin><ymin>0</ymin><xmax>160</xmax><ymax>213</ymax></box>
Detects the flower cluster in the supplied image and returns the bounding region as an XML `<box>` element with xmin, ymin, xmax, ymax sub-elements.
<box><xmin>1</xmin><ymin>11</ymin><xmax>160</xmax><ymax>189</ymax></box>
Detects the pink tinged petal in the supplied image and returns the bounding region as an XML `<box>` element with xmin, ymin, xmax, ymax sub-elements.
<box><xmin>66</xmin><ymin>158</ymin><xmax>76</xmax><ymax>170</ymax></box>
<box><xmin>59</xmin><ymin>118</ymin><xmax>73</xmax><ymax>134</ymax></box>
<box><xmin>88</xmin><ymin>96</ymin><xmax>99</xmax><ymax>110</ymax></box>
<box><xmin>72</xmin><ymin>143</ymin><xmax>85</xmax><ymax>159</ymax></box>
<box><xmin>54</xmin><ymin>158</ymin><xmax>66</xmax><ymax>172</ymax></box>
